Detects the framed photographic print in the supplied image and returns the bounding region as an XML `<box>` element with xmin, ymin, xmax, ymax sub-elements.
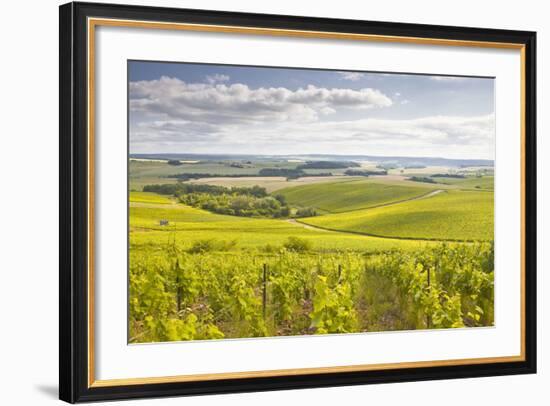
<box><xmin>59</xmin><ymin>2</ymin><xmax>537</xmax><ymax>403</ymax></box>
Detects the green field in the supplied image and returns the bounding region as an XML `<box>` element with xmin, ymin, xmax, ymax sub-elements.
<box><xmin>279</xmin><ymin>179</ymin><xmax>431</xmax><ymax>213</ymax></box>
<box><xmin>128</xmin><ymin>158</ymin><xmax>494</xmax><ymax>343</ymax></box>
<box><xmin>129</xmin><ymin>159</ymin><xmax>299</xmax><ymax>190</ymax></box>
<box><xmin>187</xmin><ymin>175</ymin><xmax>355</xmax><ymax>193</ymax></box>
<box><xmin>130</xmin><ymin>195</ymin><xmax>429</xmax><ymax>252</ymax></box>
<box><xmin>431</xmin><ymin>175</ymin><xmax>494</xmax><ymax>190</ymax></box>
<box><xmin>302</xmin><ymin>189</ymin><xmax>493</xmax><ymax>241</ymax></box>
<box><xmin>129</xmin><ymin>191</ymin><xmax>173</xmax><ymax>204</ymax></box>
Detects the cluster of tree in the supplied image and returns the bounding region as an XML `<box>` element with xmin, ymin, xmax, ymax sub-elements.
<box><xmin>295</xmin><ymin>207</ymin><xmax>317</xmax><ymax>218</ymax></box>
<box><xmin>167</xmin><ymin>159</ymin><xmax>183</xmax><ymax>166</ymax></box>
<box><xmin>431</xmin><ymin>173</ymin><xmax>466</xmax><ymax>178</ymax></box>
<box><xmin>344</xmin><ymin>169</ymin><xmax>386</xmax><ymax>176</ymax></box>
<box><xmin>407</xmin><ymin>176</ymin><xmax>436</xmax><ymax>183</ymax></box>
<box><xmin>145</xmin><ymin>183</ymin><xmax>288</xmax><ymax>217</ymax></box>
<box><xmin>168</xmin><ymin>168</ymin><xmax>340</xmax><ymax>181</ymax></box>
<box><xmin>259</xmin><ymin>168</ymin><xmax>335</xmax><ymax>179</ymax></box>
<box><xmin>180</xmin><ymin>192</ymin><xmax>291</xmax><ymax>218</ymax></box>
<box><xmin>168</xmin><ymin>173</ymin><xmax>258</xmax><ymax>180</ymax></box>
<box><xmin>228</xmin><ymin>162</ymin><xmax>253</xmax><ymax>168</ymax></box>
<box><xmin>143</xmin><ymin>183</ymin><xmax>268</xmax><ymax>198</ymax></box>
<box><xmin>296</xmin><ymin>161</ymin><xmax>360</xmax><ymax>170</ymax></box>
<box><xmin>143</xmin><ymin>183</ymin><xmax>182</xmax><ymax>195</ymax></box>
<box><xmin>376</xmin><ymin>163</ymin><xmax>399</xmax><ymax>170</ymax></box>
<box><xmin>143</xmin><ymin>183</ymin><xmax>319</xmax><ymax>219</ymax></box>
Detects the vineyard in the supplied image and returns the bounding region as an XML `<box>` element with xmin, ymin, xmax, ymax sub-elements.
<box><xmin>126</xmin><ymin>62</ymin><xmax>496</xmax><ymax>345</ymax></box>
<box><xmin>129</xmin><ymin>242</ymin><xmax>494</xmax><ymax>343</ymax></box>
<box><xmin>278</xmin><ymin>179</ymin><xmax>429</xmax><ymax>213</ymax></box>
<box><xmin>129</xmin><ymin>194</ymin><xmax>431</xmax><ymax>252</ymax></box>
<box><xmin>128</xmin><ymin>163</ymin><xmax>494</xmax><ymax>343</ymax></box>
<box><xmin>303</xmin><ymin>189</ymin><xmax>494</xmax><ymax>241</ymax></box>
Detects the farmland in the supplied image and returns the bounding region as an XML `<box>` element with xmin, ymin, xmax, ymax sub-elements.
<box><xmin>302</xmin><ymin>189</ymin><xmax>494</xmax><ymax>241</ymax></box>
<box><xmin>431</xmin><ymin>175</ymin><xmax>494</xmax><ymax>190</ymax></box>
<box><xmin>278</xmin><ymin>179</ymin><xmax>430</xmax><ymax>213</ymax></box>
<box><xmin>129</xmin><ymin>155</ymin><xmax>495</xmax><ymax>343</ymax></box>
<box><xmin>129</xmin><ymin>194</ymin><xmax>429</xmax><ymax>252</ymax></box>
<box><xmin>186</xmin><ymin>176</ymin><xmax>354</xmax><ymax>193</ymax></box>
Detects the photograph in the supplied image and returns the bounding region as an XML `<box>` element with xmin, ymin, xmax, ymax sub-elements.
<box><xmin>56</xmin><ymin>2</ymin><xmax>537</xmax><ymax>401</ymax></box>
<box><xmin>128</xmin><ymin>61</ymin><xmax>495</xmax><ymax>343</ymax></box>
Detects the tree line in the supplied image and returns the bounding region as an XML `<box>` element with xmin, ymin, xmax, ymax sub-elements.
<box><xmin>143</xmin><ymin>183</ymin><xmax>317</xmax><ymax>219</ymax></box>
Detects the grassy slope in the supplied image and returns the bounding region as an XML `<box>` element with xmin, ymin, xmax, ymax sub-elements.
<box><xmin>130</xmin><ymin>177</ymin><xmax>181</xmax><ymax>192</ymax></box>
<box><xmin>278</xmin><ymin>179</ymin><xmax>432</xmax><ymax>213</ymax></box>
<box><xmin>129</xmin><ymin>193</ymin><xmax>432</xmax><ymax>252</ymax></box>
<box><xmin>129</xmin><ymin>160</ymin><xmax>363</xmax><ymax>192</ymax></box>
<box><xmin>130</xmin><ymin>159</ymin><xmax>297</xmax><ymax>176</ymax></box>
<box><xmin>129</xmin><ymin>191</ymin><xmax>173</xmax><ymax>204</ymax></box>
<box><xmin>302</xmin><ymin>189</ymin><xmax>494</xmax><ymax>241</ymax></box>
<box><xmin>187</xmin><ymin>175</ymin><xmax>355</xmax><ymax>193</ymax></box>
<box><xmin>432</xmin><ymin>176</ymin><xmax>494</xmax><ymax>190</ymax></box>
<box><xmin>129</xmin><ymin>160</ymin><xmax>317</xmax><ymax>191</ymax></box>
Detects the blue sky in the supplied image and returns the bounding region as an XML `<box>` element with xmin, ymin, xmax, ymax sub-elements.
<box><xmin>129</xmin><ymin>61</ymin><xmax>495</xmax><ymax>159</ymax></box>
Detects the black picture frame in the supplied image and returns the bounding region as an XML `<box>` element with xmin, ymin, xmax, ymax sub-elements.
<box><xmin>59</xmin><ymin>1</ymin><xmax>537</xmax><ymax>403</ymax></box>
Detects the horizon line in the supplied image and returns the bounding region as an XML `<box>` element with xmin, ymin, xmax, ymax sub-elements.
<box><xmin>129</xmin><ymin>152</ymin><xmax>494</xmax><ymax>162</ymax></box>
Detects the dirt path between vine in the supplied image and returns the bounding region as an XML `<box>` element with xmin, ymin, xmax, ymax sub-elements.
<box><xmin>286</xmin><ymin>218</ymin><xmax>330</xmax><ymax>231</ymax></box>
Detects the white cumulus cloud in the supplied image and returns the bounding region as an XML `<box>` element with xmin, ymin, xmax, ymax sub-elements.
<box><xmin>205</xmin><ymin>73</ymin><xmax>230</xmax><ymax>84</ymax></box>
<box><xmin>130</xmin><ymin>76</ymin><xmax>393</xmax><ymax>125</ymax></box>
<box><xmin>129</xmin><ymin>76</ymin><xmax>493</xmax><ymax>159</ymax></box>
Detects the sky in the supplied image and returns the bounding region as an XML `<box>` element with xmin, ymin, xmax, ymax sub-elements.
<box><xmin>129</xmin><ymin>61</ymin><xmax>495</xmax><ymax>159</ymax></box>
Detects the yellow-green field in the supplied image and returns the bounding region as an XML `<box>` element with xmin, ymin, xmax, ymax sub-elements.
<box><xmin>129</xmin><ymin>191</ymin><xmax>173</xmax><ymax>204</ymax></box>
<box><xmin>301</xmin><ymin>189</ymin><xmax>493</xmax><ymax>241</ymax></box>
<box><xmin>278</xmin><ymin>179</ymin><xmax>431</xmax><ymax>213</ymax></box>
<box><xmin>431</xmin><ymin>175</ymin><xmax>494</xmax><ymax>190</ymax></box>
<box><xmin>130</xmin><ymin>196</ymin><xmax>431</xmax><ymax>252</ymax></box>
<box><xmin>129</xmin><ymin>163</ymin><xmax>494</xmax><ymax>343</ymax></box>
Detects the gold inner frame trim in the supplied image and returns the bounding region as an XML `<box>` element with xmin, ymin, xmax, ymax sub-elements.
<box><xmin>87</xmin><ymin>17</ymin><xmax>527</xmax><ymax>388</ymax></box>
<box><xmin>90</xmin><ymin>355</ymin><xmax>524</xmax><ymax>388</ymax></box>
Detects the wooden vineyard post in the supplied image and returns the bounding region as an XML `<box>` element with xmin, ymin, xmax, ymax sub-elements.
<box><xmin>262</xmin><ymin>263</ymin><xmax>268</xmax><ymax>320</ymax></box>
<box><xmin>426</xmin><ymin>267</ymin><xmax>431</xmax><ymax>328</ymax></box>
<box><xmin>176</xmin><ymin>275</ymin><xmax>182</xmax><ymax>315</ymax></box>
<box><xmin>175</xmin><ymin>259</ymin><xmax>182</xmax><ymax>316</ymax></box>
<box><xmin>338</xmin><ymin>264</ymin><xmax>342</xmax><ymax>283</ymax></box>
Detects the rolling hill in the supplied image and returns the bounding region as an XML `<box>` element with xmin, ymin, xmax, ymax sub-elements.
<box><xmin>301</xmin><ymin>189</ymin><xmax>493</xmax><ymax>241</ymax></box>
<box><xmin>129</xmin><ymin>192</ymin><xmax>432</xmax><ymax>252</ymax></box>
<box><xmin>278</xmin><ymin>179</ymin><xmax>432</xmax><ymax>213</ymax></box>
